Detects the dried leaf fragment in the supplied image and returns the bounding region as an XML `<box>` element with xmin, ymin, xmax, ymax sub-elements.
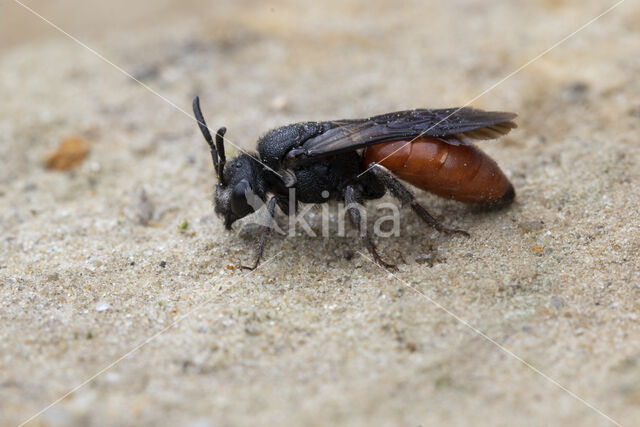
<box><xmin>45</xmin><ymin>136</ymin><xmax>90</xmax><ymax>170</ymax></box>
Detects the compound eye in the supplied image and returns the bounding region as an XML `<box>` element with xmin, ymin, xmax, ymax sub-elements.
<box><xmin>230</xmin><ymin>179</ymin><xmax>254</xmax><ymax>217</ymax></box>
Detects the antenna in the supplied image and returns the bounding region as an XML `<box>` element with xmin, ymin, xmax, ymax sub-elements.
<box><xmin>192</xmin><ymin>96</ymin><xmax>225</xmax><ymax>184</ymax></box>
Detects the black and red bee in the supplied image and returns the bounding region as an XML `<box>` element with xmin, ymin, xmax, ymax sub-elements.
<box><xmin>193</xmin><ymin>96</ymin><xmax>516</xmax><ymax>269</ymax></box>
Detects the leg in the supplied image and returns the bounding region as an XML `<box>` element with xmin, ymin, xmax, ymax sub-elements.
<box><xmin>344</xmin><ymin>185</ymin><xmax>397</xmax><ymax>270</ymax></box>
<box><xmin>241</xmin><ymin>196</ymin><xmax>278</xmax><ymax>270</ymax></box>
<box><xmin>369</xmin><ymin>165</ymin><xmax>469</xmax><ymax>236</ymax></box>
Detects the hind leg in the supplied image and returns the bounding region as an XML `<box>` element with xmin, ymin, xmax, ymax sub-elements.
<box><xmin>369</xmin><ymin>164</ymin><xmax>469</xmax><ymax>236</ymax></box>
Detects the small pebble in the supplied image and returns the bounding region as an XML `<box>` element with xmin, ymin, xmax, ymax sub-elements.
<box><xmin>530</xmin><ymin>246</ymin><xmax>544</xmax><ymax>255</ymax></box>
<box><xmin>45</xmin><ymin>136</ymin><xmax>90</xmax><ymax>171</ymax></box>
<box><xmin>96</xmin><ymin>301</ymin><xmax>111</xmax><ymax>312</ymax></box>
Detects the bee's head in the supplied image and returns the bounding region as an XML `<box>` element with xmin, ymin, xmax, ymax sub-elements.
<box><xmin>214</xmin><ymin>154</ymin><xmax>265</xmax><ymax>229</ymax></box>
<box><xmin>193</xmin><ymin>97</ymin><xmax>266</xmax><ymax>229</ymax></box>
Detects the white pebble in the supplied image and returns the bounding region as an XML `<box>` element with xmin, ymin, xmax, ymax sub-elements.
<box><xmin>96</xmin><ymin>301</ymin><xmax>111</xmax><ymax>312</ymax></box>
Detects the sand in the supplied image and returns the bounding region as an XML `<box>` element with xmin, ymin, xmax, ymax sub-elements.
<box><xmin>1</xmin><ymin>0</ymin><xmax>639</xmax><ymax>425</ymax></box>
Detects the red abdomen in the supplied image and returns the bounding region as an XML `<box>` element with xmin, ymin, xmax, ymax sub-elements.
<box><xmin>363</xmin><ymin>137</ymin><xmax>514</xmax><ymax>204</ymax></box>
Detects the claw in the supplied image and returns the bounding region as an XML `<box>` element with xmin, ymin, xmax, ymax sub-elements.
<box><xmin>239</xmin><ymin>262</ymin><xmax>258</xmax><ymax>271</ymax></box>
<box><xmin>372</xmin><ymin>252</ymin><xmax>398</xmax><ymax>271</ymax></box>
<box><xmin>440</xmin><ymin>227</ymin><xmax>470</xmax><ymax>237</ymax></box>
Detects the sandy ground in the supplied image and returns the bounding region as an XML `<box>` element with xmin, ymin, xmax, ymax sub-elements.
<box><xmin>1</xmin><ymin>0</ymin><xmax>639</xmax><ymax>425</ymax></box>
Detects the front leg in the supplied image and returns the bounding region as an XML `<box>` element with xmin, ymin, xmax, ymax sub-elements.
<box><xmin>344</xmin><ymin>185</ymin><xmax>397</xmax><ymax>270</ymax></box>
<box><xmin>369</xmin><ymin>165</ymin><xmax>469</xmax><ymax>237</ymax></box>
<box><xmin>241</xmin><ymin>196</ymin><xmax>278</xmax><ymax>270</ymax></box>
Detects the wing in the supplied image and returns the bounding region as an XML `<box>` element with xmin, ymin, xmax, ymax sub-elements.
<box><xmin>287</xmin><ymin>108</ymin><xmax>517</xmax><ymax>165</ymax></box>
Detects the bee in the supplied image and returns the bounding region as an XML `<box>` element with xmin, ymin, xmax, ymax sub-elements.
<box><xmin>193</xmin><ymin>97</ymin><xmax>516</xmax><ymax>269</ymax></box>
